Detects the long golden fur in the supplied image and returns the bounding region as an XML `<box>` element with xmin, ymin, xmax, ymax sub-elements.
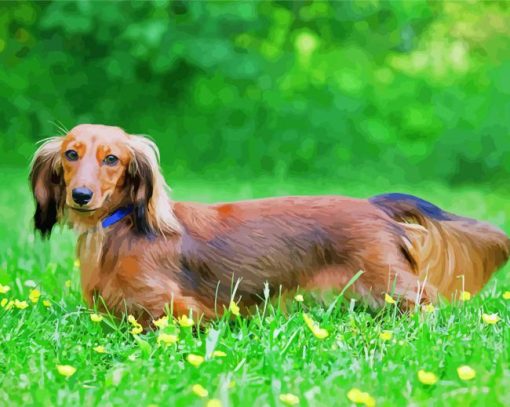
<box><xmin>30</xmin><ymin>124</ymin><xmax>510</xmax><ymax>325</ymax></box>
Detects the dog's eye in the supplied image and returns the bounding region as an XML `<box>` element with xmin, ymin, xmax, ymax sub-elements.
<box><xmin>103</xmin><ymin>154</ymin><xmax>119</xmax><ymax>166</ymax></box>
<box><xmin>64</xmin><ymin>150</ymin><xmax>79</xmax><ymax>161</ymax></box>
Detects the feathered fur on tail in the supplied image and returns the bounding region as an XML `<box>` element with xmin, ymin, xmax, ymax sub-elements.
<box><xmin>370</xmin><ymin>193</ymin><xmax>510</xmax><ymax>300</ymax></box>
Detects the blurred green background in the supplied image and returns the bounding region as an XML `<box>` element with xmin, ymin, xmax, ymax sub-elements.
<box><xmin>1</xmin><ymin>0</ymin><xmax>510</xmax><ymax>186</ymax></box>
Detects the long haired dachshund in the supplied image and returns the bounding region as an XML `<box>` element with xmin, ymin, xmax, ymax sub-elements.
<box><xmin>30</xmin><ymin>124</ymin><xmax>510</xmax><ymax>325</ymax></box>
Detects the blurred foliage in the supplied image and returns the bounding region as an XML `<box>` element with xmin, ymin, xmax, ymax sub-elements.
<box><xmin>1</xmin><ymin>0</ymin><xmax>510</xmax><ymax>184</ymax></box>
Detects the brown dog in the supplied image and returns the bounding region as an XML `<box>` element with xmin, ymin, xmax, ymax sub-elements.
<box><xmin>30</xmin><ymin>124</ymin><xmax>510</xmax><ymax>325</ymax></box>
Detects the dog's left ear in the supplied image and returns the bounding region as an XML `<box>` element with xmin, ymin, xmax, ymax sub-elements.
<box><xmin>29</xmin><ymin>138</ymin><xmax>64</xmax><ymax>238</ymax></box>
<box><xmin>127</xmin><ymin>136</ymin><xmax>159</xmax><ymax>237</ymax></box>
<box><xmin>127</xmin><ymin>135</ymin><xmax>181</xmax><ymax>237</ymax></box>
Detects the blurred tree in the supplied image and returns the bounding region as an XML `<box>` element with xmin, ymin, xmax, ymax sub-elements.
<box><xmin>1</xmin><ymin>0</ymin><xmax>509</xmax><ymax>185</ymax></box>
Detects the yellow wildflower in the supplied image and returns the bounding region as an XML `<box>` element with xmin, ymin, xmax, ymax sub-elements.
<box><xmin>93</xmin><ymin>345</ymin><xmax>107</xmax><ymax>354</ymax></box>
<box><xmin>502</xmin><ymin>291</ymin><xmax>510</xmax><ymax>300</ymax></box>
<box><xmin>56</xmin><ymin>364</ymin><xmax>77</xmax><ymax>377</ymax></box>
<box><xmin>384</xmin><ymin>293</ymin><xmax>396</xmax><ymax>304</ymax></box>
<box><xmin>229</xmin><ymin>301</ymin><xmax>240</xmax><ymax>316</ymax></box>
<box><xmin>379</xmin><ymin>331</ymin><xmax>393</xmax><ymax>341</ymax></box>
<box><xmin>482</xmin><ymin>313</ymin><xmax>500</xmax><ymax>325</ymax></box>
<box><xmin>29</xmin><ymin>289</ymin><xmax>41</xmax><ymax>303</ymax></box>
<box><xmin>347</xmin><ymin>388</ymin><xmax>376</xmax><ymax>407</ymax></box>
<box><xmin>422</xmin><ymin>304</ymin><xmax>435</xmax><ymax>313</ymax></box>
<box><xmin>206</xmin><ymin>400</ymin><xmax>222</xmax><ymax>407</ymax></box>
<box><xmin>65</xmin><ymin>280</ymin><xmax>72</xmax><ymax>288</ymax></box>
<box><xmin>303</xmin><ymin>313</ymin><xmax>329</xmax><ymax>339</ymax></box>
<box><xmin>417</xmin><ymin>370</ymin><xmax>438</xmax><ymax>385</ymax></box>
<box><xmin>90</xmin><ymin>313</ymin><xmax>103</xmax><ymax>323</ymax></box>
<box><xmin>212</xmin><ymin>350</ymin><xmax>227</xmax><ymax>358</ymax></box>
<box><xmin>14</xmin><ymin>299</ymin><xmax>28</xmax><ymax>310</ymax></box>
<box><xmin>279</xmin><ymin>393</ymin><xmax>299</xmax><ymax>406</ymax></box>
<box><xmin>294</xmin><ymin>294</ymin><xmax>304</xmax><ymax>302</ymax></box>
<box><xmin>43</xmin><ymin>299</ymin><xmax>52</xmax><ymax>307</ymax></box>
<box><xmin>0</xmin><ymin>283</ymin><xmax>10</xmax><ymax>294</ymax></box>
<box><xmin>187</xmin><ymin>354</ymin><xmax>204</xmax><ymax>367</ymax></box>
<box><xmin>312</xmin><ymin>327</ymin><xmax>329</xmax><ymax>339</ymax></box>
<box><xmin>153</xmin><ymin>316</ymin><xmax>169</xmax><ymax>329</ymax></box>
<box><xmin>4</xmin><ymin>300</ymin><xmax>14</xmax><ymax>310</ymax></box>
<box><xmin>74</xmin><ymin>259</ymin><xmax>80</xmax><ymax>268</ymax></box>
<box><xmin>191</xmin><ymin>384</ymin><xmax>208</xmax><ymax>398</ymax></box>
<box><xmin>460</xmin><ymin>291</ymin><xmax>471</xmax><ymax>301</ymax></box>
<box><xmin>127</xmin><ymin>314</ymin><xmax>143</xmax><ymax>334</ymax></box>
<box><xmin>1</xmin><ymin>298</ymin><xmax>7</xmax><ymax>308</ymax></box>
<box><xmin>457</xmin><ymin>365</ymin><xmax>476</xmax><ymax>381</ymax></box>
<box><xmin>157</xmin><ymin>333</ymin><xmax>178</xmax><ymax>346</ymax></box>
<box><xmin>178</xmin><ymin>314</ymin><xmax>195</xmax><ymax>328</ymax></box>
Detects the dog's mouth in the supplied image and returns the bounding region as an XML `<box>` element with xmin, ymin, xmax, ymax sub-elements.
<box><xmin>68</xmin><ymin>206</ymin><xmax>99</xmax><ymax>213</ymax></box>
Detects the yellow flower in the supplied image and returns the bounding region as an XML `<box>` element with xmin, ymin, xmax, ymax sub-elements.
<box><xmin>191</xmin><ymin>384</ymin><xmax>208</xmax><ymax>398</ymax></box>
<box><xmin>90</xmin><ymin>313</ymin><xmax>103</xmax><ymax>323</ymax></box>
<box><xmin>56</xmin><ymin>364</ymin><xmax>77</xmax><ymax>377</ymax></box>
<box><xmin>206</xmin><ymin>400</ymin><xmax>222</xmax><ymax>407</ymax></box>
<box><xmin>212</xmin><ymin>350</ymin><xmax>226</xmax><ymax>358</ymax></box>
<box><xmin>29</xmin><ymin>289</ymin><xmax>41</xmax><ymax>303</ymax></box>
<box><xmin>379</xmin><ymin>331</ymin><xmax>393</xmax><ymax>341</ymax></box>
<box><xmin>460</xmin><ymin>291</ymin><xmax>471</xmax><ymax>301</ymax></box>
<box><xmin>384</xmin><ymin>293</ymin><xmax>396</xmax><ymax>304</ymax></box>
<box><xmin>312</xmin><ymin>327</ymin><xmax>329</xmax><ymax>339</ymax></box>
<box><xmin>14</xmin><ymin>299</ymin><xmax>28</xmax><ymax>310</ymax></box>
<box><xmin>3</xmin><ymin>299</ymin><xmax>14</xmax><ymax>310</ymax></box>
<box><xmin>229</xmin><ymin>300</ymin><xmax>240</xmax><ymax>316</ymax></box>
<box><xmin>178</xmin><ymin>314</ymin><xmax>195</xmax><ymax>328</ymax></box>
<box><xmin>157</xmin><ymin>333</ymin><xmax>178</xmax><ymax>346</ymax></box>
<box><xmin>153</xmin><ymin>316</ymin><xmax>169</xmax><ymax>329</ymax></box>
<box><xmin>0</xmin><ymin>283</ymin><xmax>11</xmax><ymax>294</ymax></box>
<box><xmin>74</xmin><ymin>259</ymin><xmax>80</xmax><ymax>268</ymax></box>
<box><xmin>65</xmin><ymin>280</ymin><xmax>72</xmax><ymax>288</ymax></box>
<box><xmin>303</xmin><ymin>313</ymin><xmax>329</xmax><ymax>339</ymax></box>
<box><xmin>422</xmin><ymin>304</ymin><xmax>435</xmax><ymax>313</ymax></box>
<box><xmin>417</xmin><ymin>370</ymin><xmax>438</xmax><ymax>385</ymax></box>
<box><xmin>457</xmin><ymin>365</ymin><xmax>476</xmax><ymax>381</ymax></box>
<box><xmin>347</xmin><ymin>388</ymin><xmax>376</xmax><ymax>407</ymax></box>
<box><xmin>93</xmin><ymin>345</ymin><xmax>107</xmax><ymax>354</ymax></box>
<box><xmin>43</xmin><ymin>299</ymin><xmax>52</xmax><ymax>307</ymax></box>
<box><xmin>502</xmin><ymin>291</ymin><xmax>510</xmax><ymax>300</ymax></box>
<box><xmin>294</xmin><ymin>294</ymin><xmax>304</xmax><ymax>302</ymax></box>
<box><xmin>482</xmin><ymin>313</ymin><xmax>500</xmax><ymax>325</ymax></box>
<box><xmin>1</xmin><ymin>298</ymin><xmax>7</xmax><ymax>307</ymax></box>
<box><xmin>279</xmin><ymin>393</ymin><xmax>300</xmax><ymax>406</ymax></box>
<box><xmin>187</xmin><ymin>354</ymin><xmax>204</xmax><ymax>367</ymax></box>
<box><xmin>127</xmin><ymin>314</ymin><xmax>143</xmax><ymax>334</ymax></box>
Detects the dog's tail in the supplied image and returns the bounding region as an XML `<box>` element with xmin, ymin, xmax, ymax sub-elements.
<box><xmin>370</xmin><ymin>193</ymin><xmax>510</xmax><ymax>300</ymax></box>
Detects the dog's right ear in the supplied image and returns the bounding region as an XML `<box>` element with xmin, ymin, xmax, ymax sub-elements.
<box><xmin>29</xmin><ymin>138</ymin><xmax>64</xmax><ymax>238</ymax></box>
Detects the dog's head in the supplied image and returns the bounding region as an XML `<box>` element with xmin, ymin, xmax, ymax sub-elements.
<box><xmin>29</xmin><ymin>124</ymin><xmax>179</xmax><ymax>237</ymax></box>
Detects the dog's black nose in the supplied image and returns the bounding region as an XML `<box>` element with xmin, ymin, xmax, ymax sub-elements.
<box><xmin>72</xmin><ymin>187</ymin><xmax>93</xmax><ymax>206</ymax></box>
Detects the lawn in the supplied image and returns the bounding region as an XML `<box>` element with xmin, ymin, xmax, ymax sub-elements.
<box><xmin>0</xmin><ymin>168</ymin><xmax>509</xmax><ymax>406</ymax></box>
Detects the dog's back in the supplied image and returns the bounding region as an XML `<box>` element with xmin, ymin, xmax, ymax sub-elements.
<box><xmin>174</xmin><ymin>194</ymin><xmax>509</xmax><ymax>311</ymax></box>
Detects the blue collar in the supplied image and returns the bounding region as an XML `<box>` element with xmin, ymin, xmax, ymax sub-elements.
<box><xmin>101</xmin><ymin>205</ymin><xmax>134</xmax><ymax>228</ymax></box>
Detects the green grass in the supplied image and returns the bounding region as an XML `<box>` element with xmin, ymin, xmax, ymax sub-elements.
<box><xmin>1</xmin><ymin>168</ymin><xmax>509</xmax><ymax>406</ymax></box>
